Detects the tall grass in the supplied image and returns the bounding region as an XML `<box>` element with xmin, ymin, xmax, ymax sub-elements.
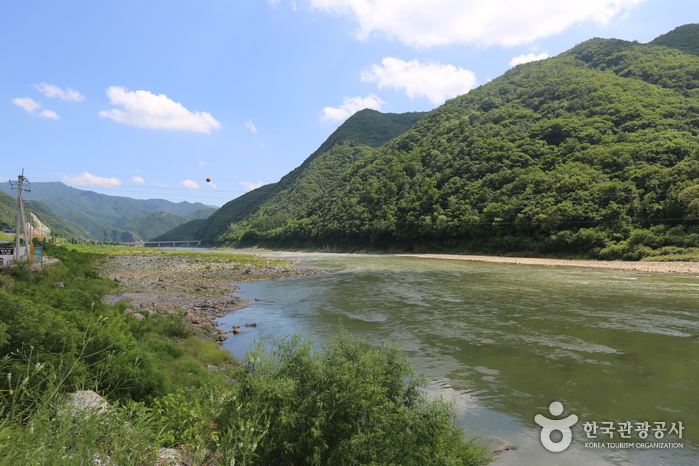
<box><xmin>0</xmin><ymin>324</ymin><xmax>160</xmax><ymax>464</ymax></box>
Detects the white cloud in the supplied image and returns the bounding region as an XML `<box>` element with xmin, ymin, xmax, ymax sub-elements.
<box><xmin>308</xmin><ymin>0</ymin><xmax>643</xmax><ymax>47</ymax></box>
<box><xmin>321</xmin><ymin>94</ymin><xmax>385</xmax><ymax>122</ymax></box>
<box><xmin>198</xmin><ymin>161</ymin><xmax>210</xmax><ymax>167</ymax></box>
<box><xmin>99</xmin><ymin>86</ymin><xmax>221</xmax><ymax>133</ymax></box>
<box><xmin>156</xmin><ymin>182</ymin><xmax>167</xmax><ymax>188</ymax></box>
<box><xmin>132</xmin><ymin>176</ymin><xmax>145</xmax><ymax>184</ymax></box>
<box><xmin>182</xmin><ymin>179</ymin><xmax>200</xmax><ymax>190</ymax></box>
<box><xmin>362</xmin><ymin>58</ymin><xmax>477</xmax><ymax>104</ymax></box>
<box><xmin>240</xmin><ymin>180</ymin><xmax>265</xmax><ymax>191</ymax></box>
<box><xmin>13</xmin><ymin>98</ymin><xmax>60</xmax><ymax>119</ymax></box>
<box><xmin>245</xmin><ymin>120</ymin><xmax>258</xmax><ymax>133</ymax></box>
<box><xmin>61</xmin><ymin>172</ymin><xmax>122</xmax><ymax>187</ymax></box>
<box><xmin>509</xmin><ymin>52</ymin><xmax>550</xmax><ymax>67</ymax></box>
<box><xmin>37</xmin><ymin>109</ymin><xmax>60</xmax><ymax>120</ymax></box>
<box><xmin>34</xmin><ymin>83</ymin><xmax>84</xmax><ymax>101</ymax></box>
<box><xmin>12</xmin><ymin>97</ymin><xmax>42</xmax><ymax>113</ymax></box>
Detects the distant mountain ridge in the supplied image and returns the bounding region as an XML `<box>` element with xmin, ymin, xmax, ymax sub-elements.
<box><xmin>0</xmin><ymin>190</ymin><xmax>90</xmax><ymax>240</ymax></box>
<box><xmin>0</xmin><ymin>182</ymin><xmax>216</xmax><ymax>242</ymax></box>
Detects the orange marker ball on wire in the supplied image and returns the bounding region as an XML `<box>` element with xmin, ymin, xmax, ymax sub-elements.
<box><xmin>206</xmin><ymin>178</ymin><xmax>211</xmax><ymax>182</ymax></box>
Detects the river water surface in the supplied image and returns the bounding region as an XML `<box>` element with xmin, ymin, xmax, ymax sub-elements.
<box><xmin>210</xmin><ymin>251</ymin><xmax>698</xmax><ymax>465</ymax></box>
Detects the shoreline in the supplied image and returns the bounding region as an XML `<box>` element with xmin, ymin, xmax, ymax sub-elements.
<box><xmin>99</xmin><ymin>252</ymin><xmax>328</xmax><ymax>343</ymax></box>
<box><xmin>390</xmin><ymin>253</ymin><xmax>699</xmax><ymax>274</ymax></box>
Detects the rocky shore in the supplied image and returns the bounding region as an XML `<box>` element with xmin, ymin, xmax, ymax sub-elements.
<box><xmin>99</xmin><ymin>252</ymin><xmax>327</xmax><ymax>342</ymax></box>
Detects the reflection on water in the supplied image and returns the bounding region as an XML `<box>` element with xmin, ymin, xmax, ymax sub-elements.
<box><xmin>213</xmin><ymin>251</ymin><xmax>699</xmax><ymax>465</ymax></box>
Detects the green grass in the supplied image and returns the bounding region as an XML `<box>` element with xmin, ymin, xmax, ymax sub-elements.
<box><xmin>641</xmin><ymin>252</ymin><xmax>699</xmax><ymax>261</ymax></box>
<box><xmin>66</xmin><ymin>243</ymin><xmax>291</xmax><ymax>268</ymax></box>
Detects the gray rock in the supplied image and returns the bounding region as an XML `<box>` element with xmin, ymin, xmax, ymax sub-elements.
<box><xmin>62</xmin><ymin>390</ymin><xmax>109</xmax><ymax>417</ymax></box>
<box><xmin>155</xmin><ymin>448</ymin><xmax>182</xmax><ymax>465</ymax></box>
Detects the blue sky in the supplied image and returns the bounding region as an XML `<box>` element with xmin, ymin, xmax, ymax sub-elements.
<box><xmin>1</xmin><ymin>0</ymin><xmax>695</xmax><ymax>207</ymax></box>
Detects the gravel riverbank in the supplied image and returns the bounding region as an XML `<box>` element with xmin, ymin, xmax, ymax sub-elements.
<box><xmin>392</xmin><ymin>253</ymin><xmax>699</xmax><ymax>273</ymax></box>
<box><xmin>99</xmin><ymin>253</ymin><xmax>328</xmax><ymax>342</ymax></box>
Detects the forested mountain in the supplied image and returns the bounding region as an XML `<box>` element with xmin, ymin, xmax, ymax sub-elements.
<box><xmin>0</xmin><ymin>190</ymin><xmax>90</xmax><ymax>240</ymax></box>
<box><xmin>650</xmin><ymin>23</ymin><xmax>699</xmax><ymax>57</ymax></box>
<box><xmin>0</xmin><ymin>191</ymin><xmax>14</xmax><ymax>232</ymax></box>
<box><xmin>0</xmin><ymin>182</ymin><xmax>216</xmax><ymax>242</ymax></box>
<box><xmin>150</xmin><ymin>219</ymin><xmax>206</xmax><ymax>241</ymax></box>
<box><xmin>185</xmin><ymin>109</ymin><xmax>427</xmax><ymax>244</ymax></box>
<box><xmin>25</xmin><ymin>201</ymin><xmax>92</xmax><ymax>239</ymax></box>
<box><xmin>217</xmin><ymin>25</ymin><xmax>699</xmax><ymax>260</ymax></box>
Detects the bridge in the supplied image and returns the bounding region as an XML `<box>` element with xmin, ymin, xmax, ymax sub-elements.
<box><xmin>121</xmin><ymin>240</ymin><xmax>202</xmax><ymax>248</ymax></box>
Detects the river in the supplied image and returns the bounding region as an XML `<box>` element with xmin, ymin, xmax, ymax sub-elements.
<box><xmin>208</xmin><ymin>250</ymin><xmax>698</xmax><ymax>465</ymax></box>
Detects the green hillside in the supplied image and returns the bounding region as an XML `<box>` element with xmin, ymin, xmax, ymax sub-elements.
<box><xmin>0</xmin><ymin>182</ymin><xmax>216</xmax><ymax>242</ymax></box>
<box><xmin>651</xmin><ymin>23</ymin><xmax>699</xmax><ymax>57</ymax></box>
<box><xmin>193</xmin><ymin>183</ymin><xmax>279</xmax><ymax>245</ymax></box>
<box><xmin>191</xmin><ymin>109</ymin><xmax>427</xmax><ymax>244</ymax></box>
<box><xmin>0</xmin><ymin>191</ymin><xmax>15</xmax><ymax>232</ymax></box>
<box><xmin>150</xmin><ymin>218</ymin><xmax>206</xmax><ymax>241</ymax></box>
<box><xmin>26</xmin><ymin>201</ymin><xmax>91</xmax><ymax>239</ymax></box>
<box><xmin>0</xmin><ymin>190</ymin><xmax>91</xmax><ymax>241</ymax></box>
<box><xmin>117</xmin><ymin>212</ymin><xmax>190</xmax><ymax>241</ymax></box>
<box><xmin>218</xmin><ymin>25</ymin><xmax>699</xmax><ymax>260</ymax></box>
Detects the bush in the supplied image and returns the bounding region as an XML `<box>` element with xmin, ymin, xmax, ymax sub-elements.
<box><xmin>220</xmin><ymin>330</ymin><xmax>493</xmax><ymax>466</ymax></box>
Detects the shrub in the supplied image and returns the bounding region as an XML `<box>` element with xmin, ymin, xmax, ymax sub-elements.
<box><xmin>219</xmin><ymin>330</ymin><xmax>493</xmax><ymax>466</ymax></box>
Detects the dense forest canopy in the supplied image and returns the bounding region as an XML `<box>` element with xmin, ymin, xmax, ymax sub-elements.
<box><xmin>650</xmin><ymin>23</ymin><xmax>699</xmax><ymax>57</ymax></box>
<box><xmin>216</xmin><ymin>25</ymin><xmax>699</xmax><ymax>260</ymax></box>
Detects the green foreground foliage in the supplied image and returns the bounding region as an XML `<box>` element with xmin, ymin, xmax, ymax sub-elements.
<box><xmin>0</xmin><ymin>244</ymin><xmax>491</xmax><ymax>465</ymax></box>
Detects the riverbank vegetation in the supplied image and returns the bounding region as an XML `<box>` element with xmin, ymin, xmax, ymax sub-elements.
<box><xmin>0</xmin><ymin>243</ymin><xmax>492</xmax><ymax>465</ymax></box>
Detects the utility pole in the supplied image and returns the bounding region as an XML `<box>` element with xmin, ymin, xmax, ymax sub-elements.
<box><xmin>9</xmin><ymin>170</ymin><xmax>30</xmax><ymax>263</ymax></box>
